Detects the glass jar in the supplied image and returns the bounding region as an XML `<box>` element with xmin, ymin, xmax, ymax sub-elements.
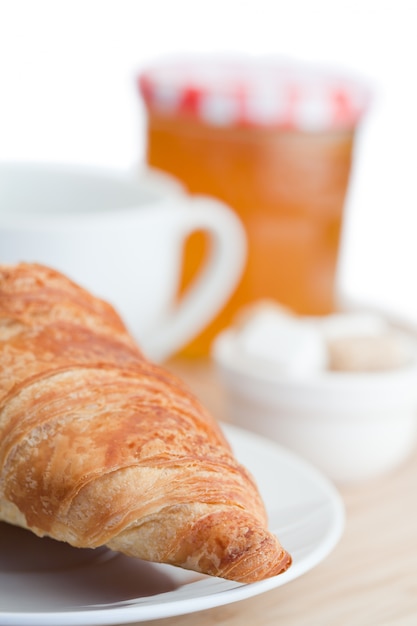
<box><xmin>138</xmin><ymin>57</ymin><xmax>370</xmax><ymax>356</ymax></box>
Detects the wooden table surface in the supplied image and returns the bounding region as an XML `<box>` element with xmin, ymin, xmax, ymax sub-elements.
<box><xmin>128</xmin><ymin>357</ymin><xmax>417</xmax><ymax>626</ymax></box>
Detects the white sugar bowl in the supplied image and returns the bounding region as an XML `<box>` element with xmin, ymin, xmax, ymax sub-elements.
<box><xmin>212</xmin><ymin>307</ymin><xmax>417</xmax><ymax>484</ymax></box>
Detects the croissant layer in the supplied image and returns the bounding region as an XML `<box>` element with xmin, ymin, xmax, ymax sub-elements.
<box><xmin>0</xmin><ymin>263</ymin><xmax>291</xmax><ymax>582</ymax></box>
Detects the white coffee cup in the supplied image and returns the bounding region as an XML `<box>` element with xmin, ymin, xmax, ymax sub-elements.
<box><xmin>0</xmin><ymin>162</ymin><xmax>246</xmax><ymax>362</ymax></box>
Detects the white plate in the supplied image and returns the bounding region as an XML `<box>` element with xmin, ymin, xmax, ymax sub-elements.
<box><xmin>0</xmin><ymin>424</ymin><xmax>344</xmax><ymax>626</ymax></box>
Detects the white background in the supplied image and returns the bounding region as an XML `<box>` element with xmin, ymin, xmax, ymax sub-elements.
<box><xmin>1</xmin><ymin>0</ymin><xmax>416</xmax><ymax>326</ymax></box>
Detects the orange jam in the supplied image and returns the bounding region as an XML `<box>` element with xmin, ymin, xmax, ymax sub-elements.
<box><xmin>139</xmin><ymin>58</ymin><xmax>369</xmax><ymax>356</ymax></box>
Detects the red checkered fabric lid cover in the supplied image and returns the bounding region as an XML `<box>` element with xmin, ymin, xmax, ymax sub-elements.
<box><xmin>138</xmin><ymin>56</ymin><xmax>370</xmax><ymax>131</ymax></box>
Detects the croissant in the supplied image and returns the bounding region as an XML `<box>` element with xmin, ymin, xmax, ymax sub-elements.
<box><xmin>0</xmin><ymin>262</ymin><xmax>291</xmax><ymax>583</ymax></box>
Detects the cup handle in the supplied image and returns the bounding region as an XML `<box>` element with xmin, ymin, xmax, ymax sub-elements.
<box><xmin>144</xmin><ymin>196</ymin><xmax>246</xmax><ymax>362</ymax></box>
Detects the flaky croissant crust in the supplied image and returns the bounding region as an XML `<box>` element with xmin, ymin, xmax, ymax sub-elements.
<box><xmin>0</xmin><ymin>263</ymin><xmax>291</xmax><ymax>582</ymax></box>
